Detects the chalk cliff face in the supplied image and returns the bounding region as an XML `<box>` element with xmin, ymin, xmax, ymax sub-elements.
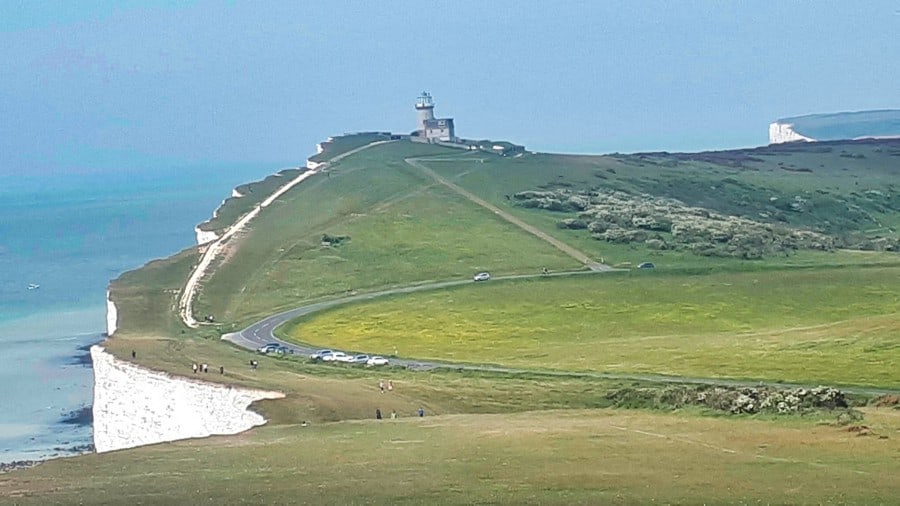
<box><xmin>91</xmin><ymin>346</ymin><xmax>283</xmax><ymax>453</ymax></box>
<box><xmin>770</xmin><ymin>110</ymin><xmax>900</xmax><ymax>144</ymax></box>
<box><xmin>768</xmin><ymin>122</ymin><xmax>815</xmax><ymax>144</ymax></box>
<box><xmin>195</xmin><ymin>226</ymin><xmax>220</xmax><ymax>245</ymax></box>
<box><xmin>106</xmin><ymin>290</ymin><xmax>117</xmax><ymax>337</ymax></box>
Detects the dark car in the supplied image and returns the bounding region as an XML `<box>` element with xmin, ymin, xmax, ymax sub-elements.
<box><xmin>638</xmin><ymin>262</ymin><xmax>655</xmax><ymax>269</ymax></box>
<box><xmin>258</xmin><ymin>343</ymin><xmax>292</xmax><ymax>354</ymax></box>
<box><xmin>257</xmin><ymin>343</ymin><xmax>281</xmax><ymax>354</ymax></box>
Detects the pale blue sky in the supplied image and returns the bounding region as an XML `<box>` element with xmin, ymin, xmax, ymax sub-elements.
<box><xmin>1</xmin><ymin>1</ymin><xmax>898</xmax><ymax>174</ymax></box>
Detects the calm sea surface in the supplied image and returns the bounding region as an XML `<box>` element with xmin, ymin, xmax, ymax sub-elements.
<box><xmin>0</xmin><ymin>163</ymin><xmax>284</xmax><ymax>463</ymax></box>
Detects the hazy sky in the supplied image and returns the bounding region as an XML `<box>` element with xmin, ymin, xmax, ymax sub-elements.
<box><xmin>1</xmin><ymin>1</ymin><xmax>898</xmax><ymax>174</ymax></box>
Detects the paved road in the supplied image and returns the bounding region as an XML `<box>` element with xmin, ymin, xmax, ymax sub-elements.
<box><xmin>222</xmin><ymin>271</ymin><xmax>598</xmax><ymax>369</ymax></box>
<box><xmin>221</xmin><ymin>150</ymin><xmax>898</xmax><ymax>397</ymax></box>
<box><xmin>222</xmin><ymin>273</ymin><xmax>899</xmax><ymax>397</ymax></box>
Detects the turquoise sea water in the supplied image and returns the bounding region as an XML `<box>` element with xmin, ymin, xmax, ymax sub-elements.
<box><xmin>0</xmin><ymin>163</ymin><xmax>286</xmax><ymax>463</ymax></box>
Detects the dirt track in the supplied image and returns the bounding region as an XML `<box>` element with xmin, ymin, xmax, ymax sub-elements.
<box><xmin>405</xmin><ymin>156</ymin><xmax>609</xmax><ymax>271</ymax></box>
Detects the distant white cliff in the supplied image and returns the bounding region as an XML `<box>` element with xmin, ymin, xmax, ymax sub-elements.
<box><xmin>769</xmin><ymin>109</ymin><xmax>900</xmax><ymax>144</ymax></box>
<box><xmin>768</xmin><ymin>122</ymin><xmax>815</xmax><ymax>144</ymax></box>
<box><xmin>91</xmin><ymin>346</ymin><xmax>283</xmax><ymax>453</ymax></box>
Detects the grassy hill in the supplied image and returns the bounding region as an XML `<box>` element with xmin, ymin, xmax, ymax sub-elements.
<box><xmin>10</xmin><ymin>134</ymin><xmax>899</xmax><ymax>504</ymax></box>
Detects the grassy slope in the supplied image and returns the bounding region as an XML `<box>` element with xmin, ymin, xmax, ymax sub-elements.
<box><xmin>108</xmin><ymin>248</ymin><xmax>198</xmax><ymax>338</ymax></box>
<box><xmin>307</xmin><ymin>132</ymin><xmax>391</xmax><ymax>163</ymax></box>
<box><xmin>66</xmin><ymin>137</ymin><xmax>899</xmax><ymax>504</ymax></box>
<box><xmin>193</xmin><ymin>141</ymin><xmax>579</xmax><ymax>328</ymax></box>
<box><xmin>424</xmin><ymin>140</ymin><xmax>899</xmax><ymax>267</ymax></box>
<box><xmin>288</xmin><ymin>267</ymin><xmax>900</xmax><ymax>388</ymax></box>
<box><xmin>197</xmin><ymin>168</ymin><xmax>303</xmax><ymax>234</ymax></box>
<box><xmin>3</xmin><ymin>408</ymin><xmax>898</xmax><ymax>505</ymax></box>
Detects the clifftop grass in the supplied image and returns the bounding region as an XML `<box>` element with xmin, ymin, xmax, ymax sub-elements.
<box><xmin>287</xmin><ymin>266</ymin><xmax>900</xmax><ymax>388</ymax></box>
<box><xmin>27</xmin><ymin>136</ymin><xmax>900</xmax><ymax>504</ymax></box>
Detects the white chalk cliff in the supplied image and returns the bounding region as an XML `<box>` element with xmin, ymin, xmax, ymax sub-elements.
<box><xmin>768</xmin><ymin>122</ymin><xmax>815</xmax><ymax>144</ymax></box>
<box><xmin>194</xmin><ymin>226</ymin><xmax>220</xmax><ymax>245</ymax></box>
<box><xmin>91</xmin><ymin>346</ymin><xmax>284</xmax><ymax>453</ymax></box>
<box><xmin>106</xmin><ymin>290</ymin><xmax>117</xmax><ymax>337</ymax></box>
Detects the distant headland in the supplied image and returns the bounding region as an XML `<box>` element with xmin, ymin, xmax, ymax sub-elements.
<box><xmin>769</xmin><ymin>109</ymin><xmax>900</xmax><ymax>144</ymax></box>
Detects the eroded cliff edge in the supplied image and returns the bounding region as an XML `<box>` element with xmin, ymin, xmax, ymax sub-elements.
<box><xmin>91</xmin><ymin>346</ymin><xmax>283</xmax><ymax>453</ymax></box>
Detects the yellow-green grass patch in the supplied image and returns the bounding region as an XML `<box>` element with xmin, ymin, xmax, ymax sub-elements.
<box><xmin>287</xmin><ymin>267</ymin><xmax>900</xmax><ymax>388</ymax></box>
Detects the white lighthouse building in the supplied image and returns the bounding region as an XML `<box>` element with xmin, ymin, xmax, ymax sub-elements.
<box><xmin>415</xmin><ymin>92</ymin><xmax>456</xmax><ymax>142</ymax></box>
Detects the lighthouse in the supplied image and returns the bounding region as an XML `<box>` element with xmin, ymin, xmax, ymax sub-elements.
<box><xmin>415</xmin><ymin>92</ymin><xmax>435</xmax><ymax>132</ymax></box>
<box><xmin>415</xmin><ymin>92</ymin><xmax>456</xmax><ymax>142</ymax></box>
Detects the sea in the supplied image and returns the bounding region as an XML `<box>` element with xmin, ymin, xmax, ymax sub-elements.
<box><xmin>0</xmin><ymin>162</ymin><xmax>286</xmax><ymax>464</ymax></box>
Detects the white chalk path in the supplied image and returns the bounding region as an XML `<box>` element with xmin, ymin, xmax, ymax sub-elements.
<box><xmin>91</xmin><ymin>346</ymin><xmax>283</xmax><ymax>453</ymax></box>
<box><xmin>179</xmin><ymin>140</ymin><xmax>394</xmax><ymax>328</ymax></box>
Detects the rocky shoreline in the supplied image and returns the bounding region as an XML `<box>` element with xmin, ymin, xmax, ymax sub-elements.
<box><xmin>0</xmin><ymin>460</ymin><xmax>40</xmax><ymax>474</ymax></box>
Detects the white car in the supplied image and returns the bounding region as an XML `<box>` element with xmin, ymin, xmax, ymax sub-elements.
<box><xmin>336</xmin><ymin>353</ymin><xmax>356</xmax><ymax>363</ymax></box>
<box><xmin>473</xmin><ymin>272</ymin><xmax>491</xmax><ymax>282</ymax></box>
<box><xmin>323</xmin><ymin>351</ymin><xmax>350</xmax><ymax>363</ymax></box>
<box><xmin>309</xmin><ymin>349</ymin><xmax>333</xmax><ymax>360</ymax></box>
<box><xmin>366</xmin><ymin>356</ymin><xmax>389</xmax><ymax>366</ymax></box>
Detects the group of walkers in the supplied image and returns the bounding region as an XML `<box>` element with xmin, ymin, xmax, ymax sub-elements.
<box><xmin>375</xmin><ymin>379</ymin><xmax>426</xmax><ymax>420</ymax></box>
<box><xmin>191</xmin><ymin>362</ymin><xmax>225</xmax><ymax>375</ymax></box>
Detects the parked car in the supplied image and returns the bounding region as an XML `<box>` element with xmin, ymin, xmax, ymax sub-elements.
<box><xmin>257</xmin><ymin>343</ymin><xmax>281</xmax><ymax>354</ymax></box>
<box><xmin>350</xmin><ymin>354</ymin><xmax>370</xmax><ymax>364</ymax></box>
<box><xmin>274</xmin><ymin>345</ymin><xmax>293</xmax><ymax>355</ymax></box>
<box><xmin>336</xmin><ymin>352</ymin><xmax>356</xmax><ymax>363</ymax></box>
<box><xmin>366</xmin><ymin>356</ymin><xmax>389</xmax><ymax>366</ymax></box>
<box><xmin>473</xmin><ymin>272</ymin><xmax>491</xmax><ymax>282</ymax></box>
<box><xmin>309</xmin><ymin>349</ymin><xmax>333</xmax><ymax>360</ymax></box>
<box><xmin>322</xmin><ymin>351</ymin><xmax>350</xmax><ymax>362</ymax></box>
<box><xmin>638</xmin><ymin>262</ymin><xmax>655</xmax><ymax>269</ymax></box>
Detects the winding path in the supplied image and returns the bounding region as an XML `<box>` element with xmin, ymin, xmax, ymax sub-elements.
<box><xmin>406</xmin><ymin>156</ymin><xmax>610</xmax><ymax>271</ymax></box>
<box><xmin>179</xmin><ymin>140</ymin><xmax>395</xmax><ymax>328</ymax></box>
<box><xmin>214</xmin><ymin>146</ymin><xmax>896</xmax><ymax>397</ymax></box>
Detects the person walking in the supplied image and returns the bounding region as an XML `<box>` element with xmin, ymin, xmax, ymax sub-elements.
<box><xmin>387</xmin><ymin>380</ymin><xmax>393</xmax><ymax>392</ymax></box>
<box><xmin>417</xmin><ymin>407</ymin><xmax>425</xmax><ymax>417</ymax></box>
<box><xmin>390</xmin><ymin>410</ymin><xmax>397</xmax><ymax>419</ymax></box>
<box><xmin>192</xmin><ymin>363</ymin><xmax>198</xmax><ymax>374</ymax></box>
<box><xmin>219</xmin><ymin>365</ymin><xmax>224</xmax><ymax>375</ymax></box>
<box><xmin>375</xmin><ymin>408</ymin><xmax>382</xmax><ymax>420</ymax></box>
<box><xmin>379</xmin><ymin>380</ymin><xmax>385</xmax><ymax>394</ymax></box>
<box><xmin>131</xmin><ymin>350</ymin><xmax>136</xmax><ymax>359</ymax></box>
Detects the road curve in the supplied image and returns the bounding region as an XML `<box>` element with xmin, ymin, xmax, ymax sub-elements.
<box><xmin>221</xmin><ymin>272</ymin><xmax>899</xmax><ymax>397</ymax></box>
<box><xmin>222</xmin><ymin>271</ymin><xmax>597</xmax><ymax>369</ymax></box>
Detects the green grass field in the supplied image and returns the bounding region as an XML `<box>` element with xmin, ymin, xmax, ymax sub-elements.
<box><xmin>3</xmin><ymin>407</ymin><xmax>898</xmax><ymax>505</ymax></box>
<box><xmin>191</xmin><ymin>141</ymin><xmax>580</xmax><ymax>329</ymax></box>
<box><xmin>64</xmin><ymin>136</ymin><xmax>900</xmax><ymax>504</ymax></box>
<box><xmin>286</xmin><ymin>266</ymin><xmax>900</xmax><ymax>388</ymax></box>
<box><xmin>197</xmin><ymin>168</ymin><xmax>304</xmax><ymax>235</ymax></box>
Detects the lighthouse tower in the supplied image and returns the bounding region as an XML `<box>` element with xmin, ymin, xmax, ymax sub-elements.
<box><xmin>415</xmin><ymin>91</ymin><xmax>435</xmax><ymax>133</ymax></box>
<box><xmin>414</xmin><ymin>92</ymin><xmax>456</xmax><ymax>142</ymax></box>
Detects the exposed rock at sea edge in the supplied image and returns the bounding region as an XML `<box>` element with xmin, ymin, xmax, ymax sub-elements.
<box><xmin>0</xmin><ymin>460</ymin><xmax>39</xmax><ymax>474</ymax></box>
<box><xmin>91</xmin><ymin>346</ymin><xmax>283</xmax><ymax>453</ymax></box>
